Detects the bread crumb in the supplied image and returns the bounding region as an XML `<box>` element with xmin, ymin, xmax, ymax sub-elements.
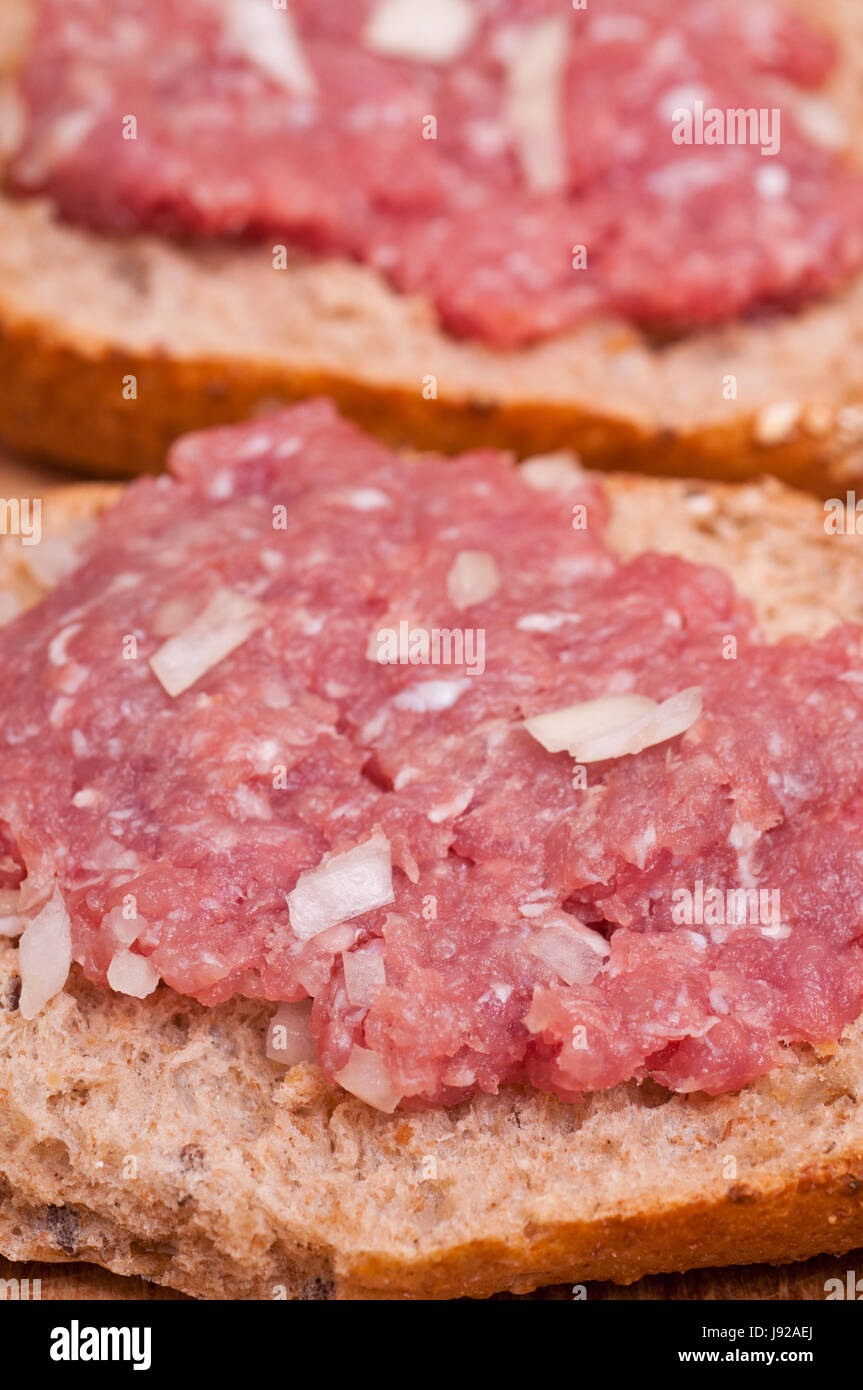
<box><xmin>754</xmin><ymin>402</ymin><xmax>801</xmax><ymax>447</ymax></box>
<box><xmin>274</xmin><ymin>1062</ymin><xmax>330</xmax><ymax>1110</ymax></box>
<box><xmin>837</xmin><ymin>405</ymin><xmax>863</xmax><ymax>441</ymax></box>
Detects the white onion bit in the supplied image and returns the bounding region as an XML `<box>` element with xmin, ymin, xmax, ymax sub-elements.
<box><xmin>786</xmin><ymin>92</ymin><xmax>847</xmax><ymax>151</ymax></box>
<box><xmin>446</xmin><ymin>550</ymin><xmax>501</xmax><ymax>610</ymax></box>
<box><xmin>393</xmin><ymin>678</ymin><xmax>470</xmax><ymax>713</ymax></box>
<box><xmin>102</xmin><ymin>904</ymin><xmax>145</xmax><ymax>948</ymax></box>
<box><xmin>288</xmin><ymin>833</ymin><xmax>394</xmax><ymax>940</ymax></box>
<box><xmin>364</xmin><ymin>0</ymin><xmax>477</xmax><ymax>64</ymax></box>
<box><xmin>342</xmin><ymin>942</ymin><xmax>387</xmax><ymax>1008</ymax></box>
<box><xmin>0</xmin><ymin>910</ymin><xmax>23</xmax><ymax>939</ymax></box>
<box><xmin>18</xmin><ymin>890</ymin><xmax>72</xmax><ymax>1019</ymax></box>
<box><xmin>502</xmin><ymin>17</ymin><xmax>569</xmax><ymax>194</ymax></box>
<box><xmin>266</xmin><ymin>1000</ymin><xmax>317</xmax><ymax>1066</ymax></box>
<box><xmin>149</xmin><ymin>587</ymin><xmax>263</xmax><ymax>698</ymax></box>
<box><xmin>520</xmin><ymin>451</ymin><xmax>583</xmax><ymax>491</ymax></box>
<box><xmin>525</xmin><ymin>693</ymin><xmax>655</xmax><ymax>755</ymax></box>
<box><xmin>527</xmin><ymin>915</ymin><xmax>609</xmax><ymax>987</ymax></box>
<box><xmin>334</xmin><ymin>1044</ymin><xmax>402</xmax><ymax>1112</ymax></box>
<box><xmin>525</xmin><ymin>688</ymin><xmax>703</xmax><ymax>763</ymax></box>
<box><xmin>106</xmin><ymin>948</ymin><xmax>160</xmax><ymax>999</ymax></box>
<box><xmin>575</xmin><ymin>687</ymin><xmax>703</xmax><ymax>763</ymax></box>
<box><xmin>20</xmin><ymin>534</ymin><xmax>85</xmax><ymax>590</ymax></box>
<box><xmin>221</xmin><ymin>0</ymin><xmax>317</xmax><ymax>97</ymax></box>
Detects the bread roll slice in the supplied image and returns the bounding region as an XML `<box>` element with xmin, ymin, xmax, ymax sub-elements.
<box><xmin>1</xmin><ymin>471</ymin><xmax>863</xmax><ymax>1301</ymax></box>
<box><xmin>2</xmin><ymin>0</ymin><xmax>863</xmax><ymax>487</ymax></box>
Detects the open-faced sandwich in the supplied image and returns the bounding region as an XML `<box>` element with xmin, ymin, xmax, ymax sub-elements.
<box><xmin>2</xmin><ymin>0</ymin><xmax>863</xmax><ymax>486</ymax></box>
<box><xmin>2</xmin><ymin>401</ymin><xmax>863</xmax><ymax>1298</ymax></box>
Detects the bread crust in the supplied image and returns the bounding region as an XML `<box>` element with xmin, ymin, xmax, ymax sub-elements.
<box><xmin>3</xmin><ymin>0</ymin><xmax>863</xmax><ymax>486</ymax></box>
<box><xmin>2</xmin><ymin>471</ymin><xmax>863</xmax><ymax>1299</ymax></box>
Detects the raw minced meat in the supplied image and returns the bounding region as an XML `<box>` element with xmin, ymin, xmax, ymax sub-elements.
<box><xmin>2</xmin><ymin>399</ymin><xmax>863</xmax><ymax>1105</ymax></box>
<box><xmin>8</xmin><ymin>0</ymin><xmax>863</xmax><ymax>345</ymax></box>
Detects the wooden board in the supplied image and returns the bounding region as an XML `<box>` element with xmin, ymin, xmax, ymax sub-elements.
<box><xmin>1</xmin><ymin>1248</ymin><xmax>861</xmax><ymax>1300</ymax></box>
<box><xmin>0</xmin><ymin>444</ymin><xmax>851</xmax><ymax>1303</ymax></box>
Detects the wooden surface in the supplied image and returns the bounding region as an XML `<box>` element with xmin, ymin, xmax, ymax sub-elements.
<box><xmin>0</xmin><ymin>443</ymin><xmax>851</xmax><ymax>1303</ymax></box>
<box><xmin>1</xmin><ymin>1248</ymin><xmax>861</xmax><ymax>1300</ymax></box>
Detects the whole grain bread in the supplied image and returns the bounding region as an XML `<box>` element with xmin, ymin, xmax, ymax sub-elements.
<box><xmin>2</xmin><ymin>472</ymin><xmax>863</xmax><ymax>1300</ymax></box>
<box><xmin>3</xmin><ymin>0</ymin><xmax>863</xmax><ymax>488</ymax></box>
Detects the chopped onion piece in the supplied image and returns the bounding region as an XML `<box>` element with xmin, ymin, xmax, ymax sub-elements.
<box><xmin>786</xmin><ymin>92</ymin><xmax>847</xmax><ymax>150</ymax></box>
<box><xmin>149</xmin><ymin>587</ymin><xmax>263</xmax><ymax>698</ymax></box>
<box><xmin>288</xmin><ymin>833</ymin><xmax>394</xmax><ymax>940</ymax></box>
<box><xmin>107</xmin><ymin>948</ymin><xmax>160</xmax><ymax>999</ymax></box>
<box><xmin>520</xmin><ymin>451</ymin><xmax>583</xmax><ymax>491</ymax></box>
<box><xmin>334</xmin><ymin>1044</ymin><xmax>402</xmax><ymax>1113</ymax></box>
<box><xmin>364</xmin><ymin>0</ymin><xmax>477</xmax><ymax>64</ymax></box>
<box><xmin>393</xmin><ymin>678</ymin><xmax>469</xmax><ymax>713</ymax></box>
<box><xmin>18</xmin><ymin>889</ymin><xmax>71</xmax><ymax>1019</ymax></box>
<box><xmin>575</xmin><ymin>687</ymin><xmax>703</xmax><ymax>763</ymax></box>
<box><xmin>20</xmin><ymin>534</ymin><xmax>84</xmax><ymax>590</ymax></box>
<box><xmin>525</xmin><ymin>693</ymin><xmax>656</xmax><ymax>754</ymax></box>
<box><xmin>342</xmin><ymin>942</ymin><xmax>386</xmax><ymax>1008</ymax></box>
<box><xmin>15</xmin><ymin>108</ymin><xmax>97</xmax><ymax>182</ymax></box>
<box><xmin>527</xmin><ymin>916</ymin><xmax>609</xmax><ymax>986</ymax></box>
<box><xmin>221</xmin><ymin>0</ymin><xmax>316</xmax><ymax>98</ymax></box>
<box><xmin>446</xmin><ymin>550</ymin><xmax>500</xmax><ymax>610</ymax></box>
<box><xmin>266</xmin><ymin>1000</ymin><xmax>317</xmax><ymax>1066</ymax></box>
<box><xmin>502</xmin><ymin>17</ymin><xmax>569</xmax><ymax>194</ymax></box>
<box><xmin>102</xmin><ymin>904</ymin><xmax>145</xmax><ymax>948</ymax></box>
